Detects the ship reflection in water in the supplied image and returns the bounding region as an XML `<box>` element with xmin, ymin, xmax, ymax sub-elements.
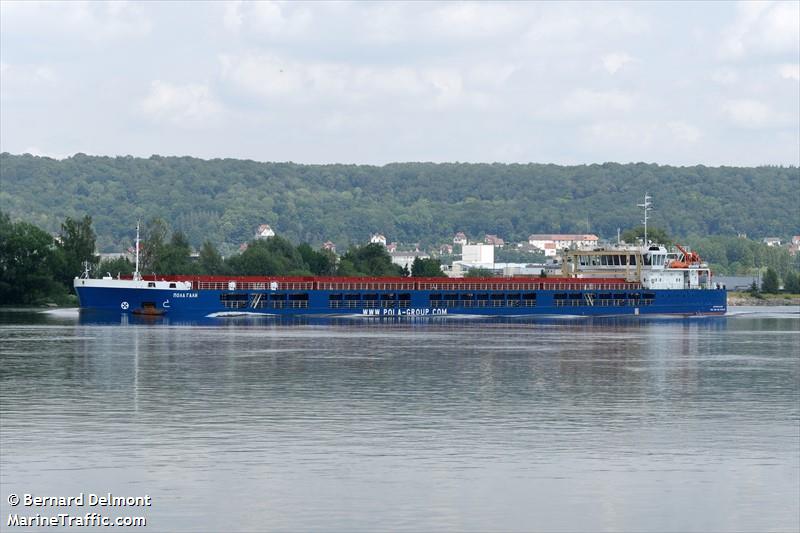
<box><xmin>0</xmin><ymin>307</ymin><xmax>797</xmax><ymax>532</ymax></box>
<box><xmin>75</xmin><ymin>307</ymin><xmax>734</xmax><ymax>329</ymax></box>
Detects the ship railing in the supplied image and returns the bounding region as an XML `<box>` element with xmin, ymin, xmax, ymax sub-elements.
<box><xmin>193</xmin><ymin>279</ymin><xmax>643</xmax><ymax>292</ymax></box>
<box><xmin>196</xmin><ymin>280</ymin><xmax>315</xmax><ymax>291</ymax></box>
<box><xmin>316</xmin><ymin>281</ymin><xmax>415</xmax><ymax>291</ymax></box>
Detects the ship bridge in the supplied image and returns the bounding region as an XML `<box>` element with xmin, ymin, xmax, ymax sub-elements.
<box><xmin>563</xmin><ymin>245</ymin><xmax>715</xmax><ymax>290</ymax></box>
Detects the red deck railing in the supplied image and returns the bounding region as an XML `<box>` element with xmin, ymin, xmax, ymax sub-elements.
<box><xmin>122</xmin><ymin>274</ymin><xmax>641</xmax><ymax>292</ymax></box>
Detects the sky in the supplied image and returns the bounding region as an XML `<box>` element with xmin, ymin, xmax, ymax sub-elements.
<box><xmin>1</xmin><ymin>1</ymin><xmax>798</xmax><ymax>166</ymax></box>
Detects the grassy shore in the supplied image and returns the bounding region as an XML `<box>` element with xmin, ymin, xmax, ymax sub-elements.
<box><xmin>728</xmin><ymin>291</ymin><xmax>800</xmax><ymax>306</ymax></box>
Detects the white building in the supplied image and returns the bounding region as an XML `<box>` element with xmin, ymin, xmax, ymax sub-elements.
<box><xmin>255</xmin><ymin>224</ymin><xmax>275</xmax><ymax>239</ymax></box>
<box><xmin>461</xmin><ymin>243</ymin><xmax>494</xmax><ymax>264</ymax></box>
<box><xmin>528</xmin><ymin>234</ymin><xmax>598</xmax><ymax>252</ymax></box>
<box><xmin>370</xmin><ymin>233</ymin><xmax>387</xmax><ymax>246</ymax></box>
<box><xmin>453</xmin><ymin>232</ymin><xmax>467</xmax><ymax>246</ymax></box>
<box><xmin>389</xmin><ymin>250</ymin><xmax>429</xmax><ymax>270</ymax></box>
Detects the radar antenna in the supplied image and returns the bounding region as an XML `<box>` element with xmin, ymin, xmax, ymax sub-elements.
<box><xmin>637</xmin><ymin>193</ymin><xmax>653</xmax><ymax>244</ymax></box>
<box><xmin>133</xmin><ymin>220</ymin><xmax>142</xmax><ymax>281</ymax></box>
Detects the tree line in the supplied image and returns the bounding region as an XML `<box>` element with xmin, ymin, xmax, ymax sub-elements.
<box><xmin>0</xmin><ymin>213</ymin><xmax>446</xmax><ymax>304</ymax></box>
<box><xmin>2</xmin><ymin>212</ymin><xmax>798</xmax><ymax>305</ymax></box>
<box><xmin>2</xmin><ymin>153</ymin><xmax>797</xmax><ymax>255</ymax></box>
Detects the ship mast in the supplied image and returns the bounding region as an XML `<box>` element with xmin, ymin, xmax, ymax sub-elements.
<box><xmin>134</xmin><ymin>220</ymin><xmax>142</xmax><ymax>281</ymax></box>
<box><xmin>637</xmin><ymin>193</ymin><xmax>653</xmax><ymax>244</ymax></box>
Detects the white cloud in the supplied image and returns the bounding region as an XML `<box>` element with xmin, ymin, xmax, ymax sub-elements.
<box><xmin>1</xmin><ymin>2</ymin><xmax>797</xmax><ymax>165</ymax></box>
<box><xmin>668</xmin><ymin>121</ymin><xmax>702</xmax><ymax>143</ymax></box>
<box><xmin>428</xmin><ymin>3</ymin><xmax>521</xmax><ymax>38</ymax></box>
<box><xmin>223</xmin><ymin>1</ymin><xmax>244</xmax><ymax>31</ymax></box>
<box><xmin>721</xmin><ymin>99</ymin><xmax>774</xmax><ymax>127</ymax></box>
<box><xmin>219</xmin><ymin>53</ymin><xmax>473</xmax><ymax>108</ymax></box>
<box><xmin>582</xmin><ymin>121</ymin><xmax>656</xmax><ymax>150</ymax></box>
<box><xmin>222</xmin><ymin>1</ymin><xmax>312</xmax><ymax>37</ymax></box>
<box><xmin>562</xmin><ymin>89</ymin><xmax>636</xmax><ymax>116</ymax></box>
<box><xmin>711</xmin><ymin>67</ymin><xmax>739</xmax><ymax>84</ymax></box>
<box><xmin>140</xmin><ymin>81</ymin><xmax>221</xmax><ymax>124</ymax></box>
<box><xmin>0</xmin><ymin>1</ymin><xmax>152</xmax><ymax>43</ymax></box>
<box><xmin>601</xmin><ymin>52</ymin><xmax>634</xmax><ymax>74</ymax></box>
<box><xmin>779</xmin><ymin>64</ymin><xmax>800</xmax><ymax>81</ymax></box>
<box><xmin>720</xmin><ymin>1</ymin><xmax>800</xmax><ymax>59</ymax></box>
<box><xmin>0</xmin><ymin>62</ymin><xmax>61</xmax><ymax>105</ymax></box>
<box><xmin>0</xmin><ymin>62</ymin><xmax>58</xmax><ymax>86</ymax></box>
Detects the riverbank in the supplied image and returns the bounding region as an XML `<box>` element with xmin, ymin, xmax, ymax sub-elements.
<box><xmin>728</xmin><ymin>292</ymin><xmax>800</xmax><ymax>306</ymax></box>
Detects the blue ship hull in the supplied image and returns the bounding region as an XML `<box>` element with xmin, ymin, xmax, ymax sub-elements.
<box><xmin>75</xmin><ymin>285</ymin><xmax>727</xmax><ymax>318</ymax></box>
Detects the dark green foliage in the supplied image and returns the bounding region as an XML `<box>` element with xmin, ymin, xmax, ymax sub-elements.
<box><xmin>297</xmin><ymin>243</ymin><xmax>336</xmax><ymax>276</ymax></box>
<box><xmin>411</xmin><ymin>257</ymin><xmax>445</xmax><ymax>277</ymax></box>
<box><xmin>0</xmin><ymin>212</ymin><xmax>64</xmax><ymax>303</ymax></box>
<box><xmin>686</xmin><ymin>236</ymin><xmax>794</xmax><ymax>278</ymax></box>
<box><xmin>465</xmin><ymin>267</ymin><xmax>494</xmax><ymax>278</ymax></box>
<box><xmin>495</xmin><ymin>247</ymin><xmax>547</xmax><ymax>263</ymax></box>
<box><xmin>748</xmin><ymin>280</ymin><xmax>759</xmax><ymax>296</ymax></box>
<box><xmin>156</xmin><ymin>231</ymin><xmax>194</xmax><ymax>275</ymax></box>
<box><xmin>56</xmin><ymin>215</ymin><xmax>97</xmax><ymax>285</ymax></box>
<box><xmin>621</xmin><ymin>226</ymin><xmax>672</xmax><ymax>246</ymax></box>
<box><xmin>198</xmin><ymin>241</ymin><xmax>226</xmax><ymax>275</ymax></box>
<box><xmin>141</xmin><ymin>217</ymin><xmax>168</xmax><ymax>274</ymax></box>
<box><xmin>2</xmin><ymin>154</ymin><xmax>797</xmax><ymax>251</ymax></box>
<box><xmin>97</xmin><ymin>257</ymin><xmax>135</xmax><ymax>277</ymax></box>
<box><xmin>226</xmin><ymin>237</ymin><xmax>310</xmax><ymax>276</ymax></box>
<box><xmin>337</xmin><ymin>244</ymin><xmax>403</xmax><ymax>277</ymax></box>
<box><xmin>761</xmin><ymin>268</ymin><xmax>780</xmax><ymax>293</ymax></box>
<box><xmin>784</xmin><ymin>271</ymin><xmax>800</xmax><ymax>293</ymax></box>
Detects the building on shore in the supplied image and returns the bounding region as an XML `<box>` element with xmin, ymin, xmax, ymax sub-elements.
<box><xmin>461</xmin><ymin>243</ymin><xmax>494</xmax><ymax>265</ymax></box>
<box><xmin>255</xmin><ymin>224</ymin><xmax>275</xmax><ymax>239</ymax></box>
<box><xmin>389</xmin><ymin>250</ymin><xmax>429</xmax><ymax>270</ymax></box>
<box><xmin>528</xmin><ymin>234</ymin><xmax>599</xmax><ymax>254</ymax></box>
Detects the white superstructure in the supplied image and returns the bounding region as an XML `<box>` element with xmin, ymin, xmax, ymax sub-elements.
<box><xmin>563</xmin><ymin>244</ymin><xmax>714</xmax><ymax>290</ymax></box>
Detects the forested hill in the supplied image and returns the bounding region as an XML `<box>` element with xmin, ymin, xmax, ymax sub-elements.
<box><xmin>1</xmin><ymin>153</ymin><xmax>797</xmax><ymax>252</ymax></box>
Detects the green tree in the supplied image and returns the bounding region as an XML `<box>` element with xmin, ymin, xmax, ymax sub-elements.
<box><xmin>2</xmin><ymin>154</ymin><xmax>799</xmax><ymax>251</ymax></box>
<box><xmin>495</xmin><ymin>247</ymin><xmax>546</xmax><ymax>263</ymax></box>
<box><xmin>157</xmin><ymin>231</ymin><xmax>193</xmax><ymax>275</ymax></box>
<box><xmin>56</xmin><ymin>215</ymin><xmax>97</xmax><ymax>286</ymax></box>
<box><xmin>465</xmin><ymin>267</ymin><xmax>494</xmax><ymax>278</ymax></box>
<box><xmin>97</xmin><ymin>257</ymin><xmax>135</xmax><ymax>277</ymax></box>
<box><xmin>198</xmin><ymin>241</ymin><xmax>226</xmax><ymax>275</ymax></box>
<box><xmin>411</xmin><ymin>257</ymin><xmax>445</xmax><ymax>277</ymax></box>
<box><xmin>621</xmin><ymin>226</ymin><xmax>672</xmax><ymax>245</ymax></box>
<box><xmin>227</xmin><ymin>237</ymin><xmax>310</xmax><ymax>276</ymax></box>
<box><xmin>337</xmin><ymin>243</ymin><xmax>403</xmax><ymax>277</ymax></box>
<box><xmin>748</xmin><ymin>280</ymin><xmax>759</xmax><ymax>296</ymax></box>
<box><xmin>783</xmin><ymin>271</ymin><xmax>800</xmax><ymax>294</ymax></box>
<box><xmin>296</xmin><ymin>243</ymin><xmax>336</xmax><ymax>276</ymax></box>
<box><xmin>141</xmin><ymin>217</ymin><xmax>168</xmax><ymax>274</ymax></box>
<box><xmin>761</xmin><ymin>267</ymin><xmax>779</xmax><ymax>293</ymax></box>
<box><xmin>0</xmin><ymin>213</ymin><xmax>64</xmax><ymax>303</ymax></box>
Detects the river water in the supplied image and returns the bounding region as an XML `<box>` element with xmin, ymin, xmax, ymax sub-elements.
<box><xmin>1</xmin><ymin>307</ymin><xmax>798</xmax><ymax>532</ymax></box>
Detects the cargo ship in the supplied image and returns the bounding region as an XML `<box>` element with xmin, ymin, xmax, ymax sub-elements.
<box><xmin>75</xmin><ymin>230</ymin><xmax>726</xmax><ymax>320</ymax></box>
